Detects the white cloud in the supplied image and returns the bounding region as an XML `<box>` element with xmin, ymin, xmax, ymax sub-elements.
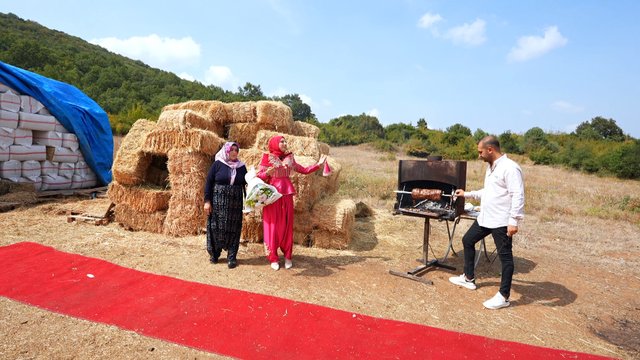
<box><xmin>299</xmin><ymin>94</ymin><xmax>313</xmax><ymax>106</ymax></box>
<box><xmin>418</xmin><ymin>12</ymin><xmax>443</xmax><ymax>29</ymax></box>
<box><xmin>90</xmin><ymin>34</ymin><xmax>201</xmax><ymax>69</ymax></box>
<box><xmin>367</xmin><ymin>108</ymin><xmax>380</xmax><ymax>118</ymax></box>
<box><xmin>178</xmin><ymin>72</ymin><xmax>195</xmax><ymax>82</ymax></box>
<box><xmin>551</xmin><ymin>100</ymin><xmax>583</xmax><ymax>114</ymax></box>
<box><xmin>204</xmin><ymin>65</ymin><xmax>238</xmax><ymax>90</ymax></box>
<box><xmin>444</xmin><ymin>19</ymin><xmax>487</xmax><ymax>46</ymax></box>
<box><xmin>507</xmin><ymin>26</ymin><xmax>568</xmax><ymax>62</ymax></box>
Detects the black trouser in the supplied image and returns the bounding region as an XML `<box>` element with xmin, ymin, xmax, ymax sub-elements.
<box><xmin>462</xmin><ymin>220</ymin><xmax>514</xmax><ymax>299</ymax></box>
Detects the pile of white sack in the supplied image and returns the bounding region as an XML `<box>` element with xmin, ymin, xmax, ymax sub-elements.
<box><xmin>0</xmin><ymin>82</ymin><xmax>97</xmax><ymax>191</ymax></box>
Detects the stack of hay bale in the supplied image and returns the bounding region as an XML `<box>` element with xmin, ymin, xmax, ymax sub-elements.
<box><xmin>108</xmin><ymin>100</ymin><xmax>355</xmax><ymax>249</ymax></box>
<box><xmin>0</xmin><ymin>82</ymin><xmax>97</xmax><ymax>191</ymax></box>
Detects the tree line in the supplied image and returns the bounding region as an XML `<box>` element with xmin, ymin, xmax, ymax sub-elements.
<box><xmin>1</xmin><ymin>12</ymin><xmax>638</xmax><ymax>180</ymax></box>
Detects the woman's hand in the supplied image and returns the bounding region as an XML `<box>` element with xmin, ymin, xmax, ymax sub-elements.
<box><xmin>204</xmin><ymin>201</ymin><xmax>212</xmax><ymax>215</ymax></box>
<box><xmin>317</xmin><ymin>154</ymin><xmax>327</xmax><ymax>166</ymax></box>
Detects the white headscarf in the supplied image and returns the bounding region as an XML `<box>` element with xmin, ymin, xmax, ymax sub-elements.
<box><xmin>214</xmin><ymin>142</ymin><xmax>245</xmax><ymax>185</ymax></box>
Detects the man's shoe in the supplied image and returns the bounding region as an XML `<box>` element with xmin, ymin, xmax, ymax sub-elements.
<box><xmin>284</xmin><ymin>259</ymin><xmax>293</xmax><ymax>269</ymax></box>
<box><xmin>448</xmin><ymin>274</ymin><xmax>477</xmax><ymax>290</ymax></box>
<box><xmin>483</xmin><ymin>292</ymin><xmax>510</xmax><ymax>309</ymax></box>
<box><xmin>270</xmin><ymin>262</ymin><xmax>280</xmax><ymax>271</ymax></box>
<box><xmin>210</xmin><ymin>257</ymin><xmax>219</xmax><ymax>264</ymax></box>
<box><xmin>228</xmin><ymin>259</ymin><xmax>237</xmax><ymax>269</ymax></box>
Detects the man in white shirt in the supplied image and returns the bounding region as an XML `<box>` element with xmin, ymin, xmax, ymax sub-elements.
<box><xmin>449</xmin><ymin>136</ymin><xmax>525</xmax><ymax>309</ymax></box>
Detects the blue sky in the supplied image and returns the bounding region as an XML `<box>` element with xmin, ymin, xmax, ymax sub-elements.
<box><xmin>4</xmin><ymin>1</ymin><xmax>640</xmax><ymax>138</ymax></box>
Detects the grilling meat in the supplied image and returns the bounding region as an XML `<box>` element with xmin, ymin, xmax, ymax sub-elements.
<box><xmin>411</xmin><ymin>188</ymin><xmax>442</xmax><ymax>201</ymax></box>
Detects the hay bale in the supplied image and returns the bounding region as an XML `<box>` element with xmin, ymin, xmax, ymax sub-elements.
<box><xmin>115</xmin><ymin>203</ymin><xmax>166</xmax><ymax>234</ymax></box>
<box><xmin>237</xmin><ymin>147</ymin><xmax>264</xmax><ymax>171</ymax></box>
<box><xmin>241</xmin><ymin>211</ymin><xmax>263</xmax><ymax>243</ymax></box>
<box><xmin>318</xmin><ymin>141</ymin><xmax>330</xmax><ymax>155</ymax></box>
<box><xmin>157</xmin><ymin>109</ymin><xmax>223</xmax><ymax>135</ymax></box>
<box><xmin>311</xmin><ymin>198</ymin><xmax>356</xmax><ymax>249</ymax></box>
<box><xmin>253</xmin><ymin>130</ymin><xmax>320</xmax><ymax>158</ymax></box>
<box><xmin>256</xmin><ymin>101</ymin><xmax>293</xmax><ymax>133</ymax></box>
<box><xmin>107</xmin><ymin>181</ymin><xmax>171</xmax><ymax>213</ymax></box>
<box><xmin>291</xmin><ymin>121</ymin><xmax>320</xmax><ymax>139</ymax></box>
<box><xmin>227</xmin><ymin>122</ymin><xmax>261</xmax><ymax>148</ymax></box>
<box><xmin>112</xmin><ymin>119</ymin><xmax>155</xmax><ymax>185</ymax></box>
<box><xmin>225</xmin><ymin>101</ymin><xmax>257</xmax><ymax>123</ymax></box>
<box><xmin>162</xmin><ymin>100</ymin><xmax>229</xmax><ymax>125</ymax></box>
<box><xmin>142</xmin><ymin>128</ymin><xmax>224</xmax><ymax>156</ymax></box>
<box><xmin>163</xmin><ymin>149</ymin><xmax>211</xmax><ymax>236</ymax></box>
<box><xmin>289</xmin><ymin>155</ymin><xmax>323</xmax><ymax>212</ymax></box>
<box><xmin>355</xmin><ymin>201</ymin><xmax>374</xmax><ymax>218</ymax></box>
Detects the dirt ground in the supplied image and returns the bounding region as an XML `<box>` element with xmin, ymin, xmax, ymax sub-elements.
<box><xmin>1</xmin><ymin>145</ymin><xmax>639</xmax><ymax>359</ymax></box>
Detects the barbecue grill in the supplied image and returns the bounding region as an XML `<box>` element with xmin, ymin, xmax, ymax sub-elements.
<box><xmin>390</xmin><ymin>159</ymin><xmax>467</xmax><ymax>284</ymax></box>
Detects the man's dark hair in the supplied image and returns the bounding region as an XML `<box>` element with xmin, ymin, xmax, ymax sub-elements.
<box><xmin>480</xmin><ymin>135</ymin><xmax>501</xmax><ymax>151</ymax></box>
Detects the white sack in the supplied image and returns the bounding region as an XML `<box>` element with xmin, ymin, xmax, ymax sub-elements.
<box><xmin>13</xmin><ymin>128</ymin><xmax>32</xmax><ymax>146</ymax></box>
<box><xmin>0</xmin><ymin>127</ymin><xmax>14</xmax><ymax>147</ymax></box>
<box><xmin>0</xmin><ymin>92</ymin><xmax>21</xmax><ymax>112</ymax></box>
<box><xmin>0</xmin><ymin>146</ymin><xmax>9</xmax><ymax>161</ymax></box>
<box><xmin>74</xmin><ymin>160</ymin><xmax>90</xmax><ymax>176</ymax></box>
<box><xmin>71</xmin><ymin>173</ymin><xmax>97</xmax><ymax>189</ymax></box>
<box><xmin>53</xmin><ymin>118</ymin><xmax>69</xmax><ymax>133</ymax></box>
<box><xmin>33</xmin><ymin>130</ymin><xmax>63</xmax><ymax>147</ymax></box>
<box><xmin>0</xmin><ymin>109</ymin><xmax>19</xmax><ymax>128</ymax></box>
<box><xmin>18</xmin><ymin>112</ymin><xmax>56</xmax><ymax>131</ymax></box>
<box><xmin>48</xmin><ymin>146</ymin><xmax>81</xmax><ymax>163</ymax></box>
<box><xmin>20</xmin><ymin>95</ymin><xmax>45</xmax><ymax>114</ymax></box>
<box><xmin>0</xmin><ymin>159</ymin><xmax>21</xmax><ymax>179</ymax></box>
<box><xmin>9</xmin><ymin>145</ymin><xmax>47</xmax><ymax>161</ymax></box>
<box><xmin>40</xmin><ymin>174</ymin><xmax>72</xmax><ymax>191</ymax></box>
<box><xmin>38</xmin><ymin>107</ymin><xmax>51</xmax><ymax>115</ymax></box>
<box><xmin>40</xmin><ymin>160</ymin><xmax>59</xmax><ymax>176</ymax></box>
<box><xmin>21</xmin><ymin>160</ymin><xmax>42</xmax><ymax>178</ymax></box>
<box><xmin>61</xmin><ymin>133</ymin><xmax>79</xmax><ymax>151</ymax></box>
<box><xmin>58</xmin><ymin>162</ymin><xmax>75</xmax><ymax>178</ymax></box>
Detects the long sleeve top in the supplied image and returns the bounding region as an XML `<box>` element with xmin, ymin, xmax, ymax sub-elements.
<box><xmin>465</xmin><ymin>154</ymin><xmax>525</xmax><ymax>228</ymax></box>
<box><xmin>257</xmin><ymin>153</ymin><xmax>320</xmax><ymax>195</ymax></box>
<box><xmin>203</xmin><ymin>160</ymin><xmax>248</xmax><ymax>203</ymax></box>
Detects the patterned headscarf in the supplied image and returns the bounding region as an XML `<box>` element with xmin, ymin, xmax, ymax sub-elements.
<box><xmin>268</xmin><ymin>135</ymin><xmax>290</xmax><ymax>160</ymax></box>
<box><xmin>214</xmin><ymin>142</ymin><xmax>245</xmax><ymax>185</ymax></box>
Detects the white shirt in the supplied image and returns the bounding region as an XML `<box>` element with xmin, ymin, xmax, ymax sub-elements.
<box><xmin>466</xmin><ymin>154</ymin><xmax>525</xmax><ymax>228</ymax></box>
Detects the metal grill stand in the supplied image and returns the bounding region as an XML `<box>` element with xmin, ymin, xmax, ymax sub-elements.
<box><xmin>389</xmin><ymin>217</ymin><xmax>456</xmax><ymax>285</ymax></box>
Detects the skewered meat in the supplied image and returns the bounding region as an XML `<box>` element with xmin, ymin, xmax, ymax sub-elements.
<box><xmin>411</xmin><ymin>188</ymin><xmax>442</xmax><ymax>201</ymax></box>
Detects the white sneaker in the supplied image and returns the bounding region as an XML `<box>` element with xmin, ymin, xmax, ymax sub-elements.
<box><xmin>270</xmin><ymin>262</ymin><xmax>280</xmax><ymax>271</ymax></box>
<box><xmin>448</xmin><ymin>274</ymin><xmax>477</xmax><ymax>290</ymax></box>
<box><xmin>483</xmin><ymin>292</ymin><xmax>510</xmax><ymax>309</ymax></box>
<box><xmin>284</xmin><ymin>259</ymin><xmax>293</xmax><ymax>269</ymax></box>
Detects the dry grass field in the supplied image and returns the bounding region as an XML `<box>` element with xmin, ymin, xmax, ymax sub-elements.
<box><xmin>1</xmin><ymin>143</ymin><xmax>639</xmax><ymax>359</ymax></box>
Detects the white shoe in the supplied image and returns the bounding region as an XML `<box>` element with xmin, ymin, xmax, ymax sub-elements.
<box><xmin>284</xmin><ymin>259</ymin><xmax>293</xmax><ymax>269</ymax></box>
<box><xmin>483</xmin><ymin>292</ymin><xmax>510</xmax><ymax>309</ymax></box>
<box><xmin>270</xmin><ymin>262</ymin><xmax>280</xmax><ymax>271</ymax></box>
<box><xmin>449</xmin><ymin>274</ymin><xmax>477</xmax><ymax>290</ymax></box>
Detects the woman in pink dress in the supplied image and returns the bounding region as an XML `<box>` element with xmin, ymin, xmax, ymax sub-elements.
<box><xmin>258</xmin><ymin>135</ymin><xmax>326</xmax><ymax>270</ymax></box>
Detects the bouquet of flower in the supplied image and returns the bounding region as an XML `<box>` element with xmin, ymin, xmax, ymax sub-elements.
<box><xmin>243</xmin><ymin>167</ymin><xmax>282</xmax><ymax>212</ymax></box>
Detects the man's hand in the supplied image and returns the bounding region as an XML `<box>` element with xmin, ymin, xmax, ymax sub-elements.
<box><xmin>507</xmin><ymin>225</ymin><xmax>518</xmax><ymax>237</ymax></box>
<box><xmin>204</xmin><ymin>202</ymin><xmax>212</xmax><ymax>216</ymax></box>
<box><xmin>454</xmin><ymin>189</ymin><xmax>465</xmax><ymax>197</ymax></box>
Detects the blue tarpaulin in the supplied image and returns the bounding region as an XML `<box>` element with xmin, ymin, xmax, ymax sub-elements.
<box><xmin>0</xmin><ymin>61</ymin><xmax>113</xmax><ymax>186</ymax></box>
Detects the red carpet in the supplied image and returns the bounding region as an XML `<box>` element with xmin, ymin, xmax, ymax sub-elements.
<box><xmin>0</xmin><ymin>242</ymin><xmax>609</xmax><ymax>359</ymax></box>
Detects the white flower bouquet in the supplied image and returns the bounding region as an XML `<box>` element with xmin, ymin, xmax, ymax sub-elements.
<box><xmin>243</xmin><ymin>167</ymin><xmax>282</xmax><ymax>212</ymax></box>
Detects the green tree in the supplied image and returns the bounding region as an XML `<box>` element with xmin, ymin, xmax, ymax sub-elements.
<box><xmin>574</xmin><ymin>116</ymin><xmax>625</xmax><ymax>141</ymax></box>
<box><xmin>443</xmin><ymin>123</ymin><xmax>472</xmax><ymax>145</ymax></box>
<box><xmin>498</xmin><ymin>131</ymin><xmax>522</xmax><ymax>154</ymax></box>
<box><xmin>273</xmin><ymin>94</ymin><xmax>316</xmax><ymax>121</ymax></box>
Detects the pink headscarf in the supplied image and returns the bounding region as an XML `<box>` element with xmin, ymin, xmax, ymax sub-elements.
<box><xmin>214</xmin><ymin>142</ymin><xmax>245</xmax><ymax>185</ymax></box>
<box><xmin>268</xmin><ymin>135</ymin><xmax>290</xmax><ymax>160</ymax></box>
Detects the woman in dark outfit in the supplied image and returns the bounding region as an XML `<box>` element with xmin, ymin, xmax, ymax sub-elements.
<box><xmin>204</xmin><ymin>142</ymin><xmax>248</xmax><ymax>268</ymax></box>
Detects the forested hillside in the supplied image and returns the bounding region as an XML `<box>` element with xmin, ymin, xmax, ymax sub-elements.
<box><xmin>1</xmin><ymin>12</ymin><xmax>638</xmax><ymax>179</ymax></box>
